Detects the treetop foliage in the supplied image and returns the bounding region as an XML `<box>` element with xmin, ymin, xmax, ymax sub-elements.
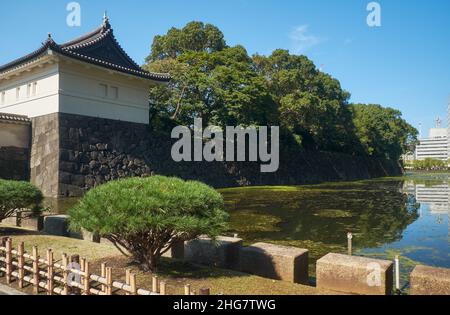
<box><xmin>145</xmin><ymin>21</ymin><xmax>417</xmax><ymax>161</ymax></box>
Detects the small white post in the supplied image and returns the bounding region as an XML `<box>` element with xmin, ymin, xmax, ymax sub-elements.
<box><xmin>347</xmin><ymin>232</ymin><xmax>353</xmax><ymax>256</ymax></box>
<box><xmin>395</xmin><ymin>255</ymin><xmax>400</xmax><ymax>292</ymax></box>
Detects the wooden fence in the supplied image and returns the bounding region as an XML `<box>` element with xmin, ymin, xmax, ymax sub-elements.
<box><xmin>0</xmin><ymin>237</ymin><xmax>210</xmax><ymax>296</ymax></box>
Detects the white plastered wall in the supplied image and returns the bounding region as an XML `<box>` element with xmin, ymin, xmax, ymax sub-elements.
<box><xmin>0</xmin><ymin>63</ymin><xmax>59</xmax><ymax>118</ymax></box>
<box><xmin>0</xmin><ymin>57</ymin><xmax>156</xmax><ymax>124</ymax></box>
<box><xmin>58</xmin><ymin>61</ymin><xmax>152</xmax><ymax>124</ymax></box>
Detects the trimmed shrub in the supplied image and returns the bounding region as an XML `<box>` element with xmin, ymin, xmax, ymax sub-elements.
<box><xmin>69</xmin><ymin>176</ymin><xmax>229</xmax><ymax>271</ymax></box>
<box><xmin>0</xmin><ymin>180</ymin><xmax>44</xmax><ymax>222</ymax></box>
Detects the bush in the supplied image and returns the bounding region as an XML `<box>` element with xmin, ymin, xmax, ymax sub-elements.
<box><xmin>69</xmin><ymin>176</ymin><xmax>229</xmax><ymax>271</ymax></box>
<box><xmin>0</xmin><ymin>180</ymin><xmax>44</xmax><ymax>222</ymax></box>
<box><xmin>412</xmin><ymin>158</ymin><xmax>448</xmax><ymax>171</ymax></box>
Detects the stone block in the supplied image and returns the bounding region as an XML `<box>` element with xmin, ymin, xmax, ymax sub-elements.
<box><xmin>240</xmin><ymin>242</ymin><xmax>309</xmax><ymax>284</ymax></box>
<box><xmin>18</xmin><ymin>215</ymin><xmax>44</xmax><ymax>231</ymax></box>
<box><xmin>162</xmin><ymin>240</ymin><xmax>185</xmax><ymax>260</ymax></box>
<box><xmin>81</xmin><ymin>229</ymin><xmax>101</xmax><ymax>243</ymax></box>
<box><xmin>1</xmin><ymin>216</ymin><xmax>18</xmax><ymax>226</ymax></box>
<box><xmin>43</xmin><ymin>215</ymin><xmax>70</xmax><ymax>236</ymax></box>
<box><xmin>316</xmin><ymin>253</ymin><xmax>393</xmax><ymax>295</ymax></box>
<box><xmin>410</xmin><ymin>265</ymin><xmax>450</xmax><ymax>295</ymax></box>
<box><xmin>185</xmin><ymin>235</ymin><xmax>243</xmax><ymax>269</ymax></box>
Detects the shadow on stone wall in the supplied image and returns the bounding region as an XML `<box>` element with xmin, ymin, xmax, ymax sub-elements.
<box><xmin>0</xmin><ymin>147</ymin><xmax>29</xmax><ymax>181</ymax></box>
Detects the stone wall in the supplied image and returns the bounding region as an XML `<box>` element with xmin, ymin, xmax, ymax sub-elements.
<box><xmin>57</xmin><ymin>113</ymin><xmax>152</xmax><ymax>197</ymax></box>
<box><xmin>30</xmin><ymin>112</ymin><xmax>403</xmax><ymax>198</ymax></box>
<box><xmin>30</xmin><ymin>114</ymin><xmax>60</xmax><ymax>197</ymax></box>
<box><xmin>0</xmin><ymin>147</ymin><xmax>29</xmax><ymax>180</ymax></box>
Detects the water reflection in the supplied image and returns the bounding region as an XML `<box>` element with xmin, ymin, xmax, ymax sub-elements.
<box><xmin>220</xmin><ymin>175</ymin><xmax>449</xmax><ymax>284</ymax></box>
<box><xmin>410</xmin><ymin>181</ymin><xmax>450</xmax><ymax>227</ymax></box>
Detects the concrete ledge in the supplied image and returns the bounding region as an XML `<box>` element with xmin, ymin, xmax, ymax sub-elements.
<box><xmin>43</xmin><ymin>215</ymin><xmax>70</xmax><ymax>236</ymax></box>
<box><xmin>316</xmin><ymin>253</ymin><xmax>393</xmax><ymax>295</ymax></box>
<box><xmin>162</xmin><ymin>240</ymin><xmax>185</xmax><ymax>260</ymax></box>
<box><xmin>18</xmin><ymin>215</ymin><xmax>43</xmax><ymax>231</ymax></box>
<box><xmin>410</xmin><ymin>265</ymin><xmax>450</xmax><ymax>295</ymax></box>
<box><xmin>1</xmin><ymin>213</ymin><xmax>43</xmax><ymax>231</ymax></box>
<box><xmin>240</xmin><ymin>242</ymin><xmax>309</xmax><ymax>284</ymax></box>
<box><xmin>185</xmin><ymin>235</ymin><xmax>243</xmax><ymax>269</ymax></box>
<box><xmin>1</xmin><ymin>216</ymin><xmax>18</xmax><ymax>226</ymax></box>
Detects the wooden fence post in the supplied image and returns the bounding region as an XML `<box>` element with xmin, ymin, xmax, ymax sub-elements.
<box><xmin>17</xmin><ymin>242</ymin><xmax>25</xmax><ymax>288</ymax></box>
<box><xmin>5</xmin><ymin>238</ymin><xmax>12</xmax><ymax>284</ymax></box>
<box><xmin>129</xmin><ymin>273</ymin><xmax>137</xmax><ymax>295</ymax></box>
<box><xmin>160</xmin><ymin>281</ymin><xmax>167</xmax><ymax>295</ymax></box>
<box><xmin>199</xmin><ymin>288</ymin><xmax>210</xmax><ymax>296</ymax></box>
<box><xmin>83</xmin><ymin>261</ymin><xmax>90</xmax><ymax>296</ymax></box>
<box><xmin>32</xmin><ymin>246</ymin><xmax>39</xmax><ymax>294</ymax></box>
<box><xmin>70</xmin><ymin>255</ymin><xmax>81</xmax><ymax>295</ymax></box>
<box><xmin>101</xmin><ymin>263</ymin><xmax>106</xmax><ymax>294</ymax></box>
<box><xmin>62</xmin><ymin>253</ymin><xmax>69</xmax><ymax>295</ymax></box>
<box><xmin>0</xmin><ymin>237</ymin><xmax>7</xmax><ymax>278</ymax></box>
<box><xmin>152</xmin><ymin>276</ymin><xmax>159</xmax><ymax>294</ymax></box>
<box><xmin>184</xmin><ymin>284</ymin><xmax>191</xmax><ymax>295</ymax></box>
<box><xmin>47</xmin><ymin>249</ymin><xmax>54</xmax><ymax>295</ymax></box>
<box><xmin>106</xmin><ymin>267</ymin><xmax>113</xmax><ymax>295</ymax></box>
<box><xmin>125</xmin><ymin>269</ymin><xmax>131</xmax><ymax>296</ymax></box>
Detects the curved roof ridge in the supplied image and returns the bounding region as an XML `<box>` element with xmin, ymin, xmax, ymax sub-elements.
<box><xmin>0</xmin><ymin>19</ymin><xmax>171</xmax><ymax>82</ymax></box>
<box><xmin>60</xmin><ymin>25</ymin><xmax>106</xmax><ymax>49</ymax></box>
<box><xmin>0</xmin><ymin>38</ymin><xmax>57</xmax><ymax>73</ymax></box>
<box><xmin>107</xmin><ymin>30</ymin><xmax>142</xmax><ymax>70</ymax></box>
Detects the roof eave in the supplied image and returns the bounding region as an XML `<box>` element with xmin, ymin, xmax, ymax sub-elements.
<box><xmin>0</xmin><ymin>51</ymin><xmax>57</xmax><ymax>81</ymax></box>
<box><xmin>55</xmin><ymin>53</ymin><xmax>170</xmax><ymax>84</ymax></box>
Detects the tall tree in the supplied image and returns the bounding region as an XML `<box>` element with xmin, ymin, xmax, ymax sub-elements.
<box><xmin>253</xmin><ymin>49</ymin><xmax>361</xmax><ymax>153</ymax></box>
<box><xmin>349</xmin><ymin>104</ymin><xmax>418</xmax><ymax>160</ymax></box>
<box><xmin>145</xmin><ymin>21</ymin><xmax>416</xmax><ymax>161</ymax></box>
<box><xmin>146</xmin><ymin>27</ymin><xmax>278</xmax><ymax>127</ymax></box>
<box><xmin>146</xmin><ymin>21</ymin><xmax>227</xmax><ymax>62</ymax></box>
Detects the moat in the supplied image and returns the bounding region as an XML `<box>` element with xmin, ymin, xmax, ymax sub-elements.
<box><xmin>48</xmin><ymin>173</ymin><xmax>449</xmax><ymax>287</ymax></box>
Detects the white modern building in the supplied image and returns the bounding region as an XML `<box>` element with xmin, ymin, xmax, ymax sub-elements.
<box><xmin>415</xmin><ymin>127</ymin><xmax>448</xmax><ymax>161</ymax></box>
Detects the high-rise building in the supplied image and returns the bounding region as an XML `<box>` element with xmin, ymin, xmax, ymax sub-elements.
<box><xmin>448</xmin><ymin>97</ymin><xmax>450</xmax><ymax>158</ymax></box>
<box><xmin>415</xmin><ymin>120</ymin><xmax>448</xmax><ymax>161</ymax></box>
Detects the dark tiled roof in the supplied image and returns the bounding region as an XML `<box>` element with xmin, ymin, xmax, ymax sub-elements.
<box><xmin>0</xmin><ymin>19</ymin><xmax>170</xmax><ymax>82</ymax></box>
<box><xmin>0</xmin><ymin>113</ymin><xmax>31</xmax><ymax>123</ymax></box>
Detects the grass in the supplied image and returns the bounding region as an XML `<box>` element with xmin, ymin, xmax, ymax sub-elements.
<box><xmin>0</xmin><ymin>227</ymin><xmax>341</xmax><ymax>295</ymax></box>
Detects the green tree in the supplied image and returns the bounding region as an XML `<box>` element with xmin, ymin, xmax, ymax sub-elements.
<box><xmin>147</xmin><ymin>49</ymin><xmax>278</xmax><ymax>128</ymax></box>
<box><xmin>146</xmin><ymin>21</ymin><xmax>417</xmax><ymax>161</ymax></box>
<box><xmin>0</xmin><ymin>180</ymin><xmax>43</xmax><ymax>222</ymax></box>
<box><xmin>349</xmin><ymin>104</ymin><xmax>418</xmax><ymax>160</ymax></box>
<box><xmin>145</xmin><ymin>23</ymin><xmax>278</xmax><ymax>128</ymax></box>
<box><xmin>412</xmin><ymin>158</ymin><xmax>447</xmax><ymax>171</ymax></box>
<box><xmin>253</xmin><ymin>49</ymin><xmax>361</xmax><ymax>153</ymax></box>
<box><xmin>69</xmin><ymin>176</ymin><xmax>229</xmax><ymax>272</ymax></box>
<box><xmin>147</xmin><ymin>22</ymin><xmax>227</xmax><ymax>62</ymax></box>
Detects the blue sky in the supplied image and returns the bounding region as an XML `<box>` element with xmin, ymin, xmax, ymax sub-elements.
<box><xmin>1</xmin><ymin>0</ymin><xmax>449</xmax><ymax>134</ymax></box>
